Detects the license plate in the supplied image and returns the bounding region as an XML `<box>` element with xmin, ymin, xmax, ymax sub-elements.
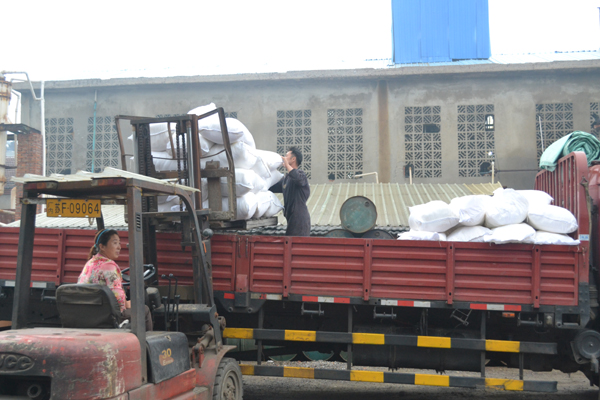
<box><xmin>47</xmin><ymin>199</ymin><xmax>102</xmax><ymax>218</ymax></box>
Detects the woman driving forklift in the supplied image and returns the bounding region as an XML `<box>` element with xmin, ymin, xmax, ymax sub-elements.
<box><xmin>78</xmin><ymin>229</ymin><xmax>153</xmax><ymax>331</ymax></box>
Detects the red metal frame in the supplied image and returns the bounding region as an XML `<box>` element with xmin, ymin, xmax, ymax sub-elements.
<box><xmin>535</xmin><ymin>151</ymin><xmax>590</xmax><ymax>285</ymax></box>
<box><xmin>0</xmin><ymin>227</ymin><xmax>585</xmax><ymax>308</ymax></box>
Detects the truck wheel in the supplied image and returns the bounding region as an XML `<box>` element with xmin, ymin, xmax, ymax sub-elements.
<box><xmin>213</xmin><ymin>357</ymin><xmax>243</xmax><ymax>400</ymax></box>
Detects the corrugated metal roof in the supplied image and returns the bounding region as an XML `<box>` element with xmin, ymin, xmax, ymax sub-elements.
<box><xmin>490</xmin><ymin>50</ymin><xmax>600</xmax><ymax>64</ymax></box>
<box><xmin>281</xmin><ymin>181</ymin><xmax>502</xmax><ymax>227</ymax></box>
<box><xmin>390</xmin><ymin>50</ymin><xmax>600</xmax><ymax>68</ymax></box>
<box><xmin>12</xmin><ymin>167</ymin><xmax>199</xmax><ymax>193</ymax></box>
<box><xmin>7</xmin><ymin>182</ymin><xmax>502</xmax><ymax>230</ymax></box>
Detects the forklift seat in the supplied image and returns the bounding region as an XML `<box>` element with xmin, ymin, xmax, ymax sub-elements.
<box><xmin>56</xmin><ymin>284</ymin><xmax>123</xmax><ymax>329</ymax></box>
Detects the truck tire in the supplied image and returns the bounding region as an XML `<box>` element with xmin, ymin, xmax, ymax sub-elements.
<box><xmin>213</xmin><ymin>357</ymin><xmax>243</xmax><ymax>400</ymax></box>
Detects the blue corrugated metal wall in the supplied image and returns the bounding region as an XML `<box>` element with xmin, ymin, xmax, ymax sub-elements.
<box><xmin>392</xmin><ymin>0</ymin><xmax>491</xmax><ymax>64</ymax></box>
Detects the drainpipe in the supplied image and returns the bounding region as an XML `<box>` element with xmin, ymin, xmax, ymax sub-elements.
<box><xmin>41</xmin><ymin>81</ymin><xmax>45</xmax><ymax>176</ymax></box>
<box><xmin>0</xmin><ymin>76</ymin><xmax>11</xmax><ymax>196</ymax></box>
<box><xmin>91</xmin><ymin>90</ymin><xmax>97</xmax><ymax>172</ymax></box>
<box><xmin>11</xmin><ymin>90</ymin><xmax>21</xmax><ymax>123</ymax></box>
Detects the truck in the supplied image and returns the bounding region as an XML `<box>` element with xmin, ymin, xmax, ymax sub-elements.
<box><xmin>0</xmin><ymin>112</ymin><xmax>598</xmax><ymax>396</ymax></box>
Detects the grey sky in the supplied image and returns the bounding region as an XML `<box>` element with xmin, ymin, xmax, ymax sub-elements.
<box><xmin>3</xmin><ymin>0</ymin><xmax>600</xmax><ymax>81</ymax></box>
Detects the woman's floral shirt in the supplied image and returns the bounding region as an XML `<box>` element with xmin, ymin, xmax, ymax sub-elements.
<box><xmin>77</xmin><ymin>254</ymin><xmax>127</xmax><ymax>312</ymax></box>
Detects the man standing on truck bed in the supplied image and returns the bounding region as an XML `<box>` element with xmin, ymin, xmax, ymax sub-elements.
<box><xmin>270</xmin><ymin>146</ymin><xmax>311</xmax><ymax>236</ymax></box>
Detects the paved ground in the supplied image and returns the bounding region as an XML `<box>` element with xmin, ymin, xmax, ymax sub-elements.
<box><xmin>242</xmin><ymin>362</ymin><xmax>597</xmax><ymax>400</ymax></box>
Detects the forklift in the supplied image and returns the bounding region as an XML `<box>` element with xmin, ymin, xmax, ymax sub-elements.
<box><xmin>0</xmin><ymin>168</ymin><xmax>242</xmax><ymax>399</ymax></box>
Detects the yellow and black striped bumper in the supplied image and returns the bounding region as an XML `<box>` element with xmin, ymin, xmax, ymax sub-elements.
<box><xmin>224</xmin><ymin>328</ymin><xmax>557</xmax><ymax>354</ymax></box>
<box><xmin>240</xmin><ymin>364</ymin><xmax>556</xmax><ymax>392</ymax></box>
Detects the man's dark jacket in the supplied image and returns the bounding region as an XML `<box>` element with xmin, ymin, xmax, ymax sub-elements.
<box><xmin>270</xmin><ymin>168</ymin><xmax>311</xmax><ymax>236</ymax></box>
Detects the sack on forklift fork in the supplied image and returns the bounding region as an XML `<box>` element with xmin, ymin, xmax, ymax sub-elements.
<box><xmin>201</xmin><ymin>169</ymin><xmax>266</xmax><ymax>198</ymax></box>
<box><xmin>203</xmin><ymin>142</ymin><xmax>259</xmax><ymax>170</ymax></box>
<box><xmin>166</xmin><ymin>134</ymin><xmax>214</xmax><ymax>157</ymax></box>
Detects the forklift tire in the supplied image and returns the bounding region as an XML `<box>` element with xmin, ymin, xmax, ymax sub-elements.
<box><xmin>213</xmin><ymin>357</ymin><xmax>243</xmax><ymax>400</ymax></box>
<box><xmin>583</xmin><ymin>367</ymin><xmax>599</xmax><ymax>387</ymax></box>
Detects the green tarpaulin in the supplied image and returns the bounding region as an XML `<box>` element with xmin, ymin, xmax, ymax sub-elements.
<box><xmin>539</xmin><ymin>131</ymin><xmax>600</xmax><ymax>171</ymax></box>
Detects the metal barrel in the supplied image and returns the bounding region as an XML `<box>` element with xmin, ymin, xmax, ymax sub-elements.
<box><xmin>323</xmin><ymin>228</ymin><xmax>358</xmax><ymax>238</ymax></box>
<box><xmin>361</xmin><ymin>229</ymin><xmax>394</xmax><ymax>240</ymax></box>
<box><xmin>339</xmin><ymin>196</ymin><xmax>377</xmax><ymax>234</ymax></box>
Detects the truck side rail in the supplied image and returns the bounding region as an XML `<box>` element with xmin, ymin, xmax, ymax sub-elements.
<box><xmin>1</xmin><ymin>228</ymin><xmax>585</xmax><ymax>311</ymax></box>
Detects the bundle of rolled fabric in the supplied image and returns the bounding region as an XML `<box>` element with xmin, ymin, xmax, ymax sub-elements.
<box><xmin>398</xmin><ymin>188</ymin><xmax>580</xmax><ymax>245</ymax></box>
<box><xmin>152</xmin><ymin>104</ymin><xmax>284</xmax><ymax>220</ymax></box>
<box><xmin>539</xmin><ymin>131</ymin><xmax>600</xmax><ymax>172</ymax></box>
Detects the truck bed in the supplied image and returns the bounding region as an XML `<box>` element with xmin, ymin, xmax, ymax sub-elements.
<box><xmin>213</xmin><ymin>234</ymin><xmax>584</xmax><ymax>307</ymax></box>
<box><xmin>0</xmin><ymin>152</ymin><xmax>591</xmax><ymax>312</ymax></box>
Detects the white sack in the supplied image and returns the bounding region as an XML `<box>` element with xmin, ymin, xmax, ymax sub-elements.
<box><xmin>484</xmin><ymin>223</ymin><xmax>536</xmax><ymax>244</ymax></box>
<box><xmin>157</xmin><ymin>195</ymin><xmax>180</xmax><ymax>212</ymax></box>
<box><xmin>227</xmin><ymin>169</ymin><xmax>265</xmax><ymax>195</ymax></box>
<box><xmin>517</xmin><ymin>190</ymin><xmax>553</xmax><ymax>209</ymax></box>
<box><xmin>252</xmin><ymin>150</ymin><xmax>283</xmax><ymax>181</ymax></box>
<box><xmin>449</xmin><ymin>195</ymin><xmax>489</xmax><ymax>226</ymax></box>
<box><xmin>189</xmin><ymin>104</ymin><xmax>256</xmax><ymax>146</ymax></box>
<box><xmin>235</xmin><ymin>121</ymin><xmax>256</xmax><ymax>148</ymax></box>
<box><xmin>252</xmin><ymin>157</ymin><xmax>271</xmax><ymax>180</ymax></box>
<box><xmin>527</xmin><ymin>205</ymin><xmax>578</xmax><ymax>234</ymax></box>
<box><xmin>188</xmin><ymin>103</ymin><xmax>217</xmax><ymax>117</ymax></box>
<box><xmin>232</xmin><ymin>192</ymin><xmax>258</xmax><ymax>220</ymax></box>
<box><xmin>264</xmin><ymin>191</ymin><xmax>284</xmax><ymax>218</ymax></box>
<box><xmin>203</xmin><ymin>142</ymin><xmax>259</xmax><ymax>170</ymax></box>
<box><xmin>533</xmin><ymin>231</ymin><xmax>580</xmax><ymax>245</ymax></box>
<box><xmin>240</xmin><ymin>169</ymin><xmax>266</xmax><ymax>194</ymax></box>
<box><xmin>398</xmin><ymin>230</ymin><xmax>447</xmax><ymax>241</ymax></box>
<box><xmin>255</xmin><ymin>149</ymin><xmax>283</xmax><ymax>170</ymax></box>
<box><xmin>152</xmin><ymin>151</ymin><xmax>177</xmax><ymax>172</ymax></box>
<box><xmin>198</xmin><ymin>117</ymin><xmax>255</xmax><ymax>148</ymax></box>
<box><xmin>484</xmin><ymin>188</ymin><xmax>529</xmax><ymax>228</ymax></box>
<box><xmin>166</xmin><ymin>134</ymin><xmax>214</xmax><ymax>158</ymax></box>
<box><xmin>447</xmin><ymin>226</ymin><xmax>492</xmax><ymax>242</ymax></box>
<box><xmin>263</xmin><ymin>169</ymin><xmax>284</xmax><ymax>189</ymax></box>
<box><xmin>148</xmin><ymin>123</ymin><xmax>175</xmax><ymax>152</ymax></box>
<box><xmin>253</xmin><ymin>191</ymin><xmax>272</xmax><ymax>219</ymax></box>
<box><xmin>201</xmin><ymin>169</ymin><xmax>266</xmax><ymax>198</ymax></box>
<box><xmin>408</xmin><ymin>201</ymin><xmax>459</xmax><ymax>232</ymax></box>
<box><xmin>202</xmin><ymin>192</ymin><xmax>258</xmax><ymax>220</ymax></box>
<box><xmin>200</xmin><ymin>180</ymin><xmax>209</xmax><ymax>202</ymax></box>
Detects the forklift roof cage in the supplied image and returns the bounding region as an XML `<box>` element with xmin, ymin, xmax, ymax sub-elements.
<box><xmin>11</xmin><ymin>168</ymin><xmax>213</xmax><ymax>382</ymax></box>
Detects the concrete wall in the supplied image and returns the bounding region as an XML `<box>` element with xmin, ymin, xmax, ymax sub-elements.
<box><xmin>16</xmin><ymin>61</ymin><xmax>600</xmax><ymax>190</ymax></box>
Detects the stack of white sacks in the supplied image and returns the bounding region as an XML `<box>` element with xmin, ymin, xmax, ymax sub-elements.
<box><xmin>151</xmin><ymin>104</ymin><xmax>284</xmax><ymax>220</ymax></box>
<box><xmin>398</xmin><ymin>188</ymin><xmax>580</xmax><ymax>245</ymax></box>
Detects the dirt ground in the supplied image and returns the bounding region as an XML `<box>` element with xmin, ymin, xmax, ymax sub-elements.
<box><xmin>242</xmin><ymin>361</ymin><xmax>598</xmax><ymax>400</ymax></box>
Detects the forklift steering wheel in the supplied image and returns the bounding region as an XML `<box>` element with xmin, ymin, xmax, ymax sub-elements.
<box><xmin>121</xmin><ymin>264</ymin><xmax>157</xmax><ymax>287</ymax></box>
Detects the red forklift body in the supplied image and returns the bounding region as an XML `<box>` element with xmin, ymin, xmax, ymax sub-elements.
<box><xmin>0</xmin><ymin>328</ymin><xmax>141</xmax><ymax>399</ymax></box>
